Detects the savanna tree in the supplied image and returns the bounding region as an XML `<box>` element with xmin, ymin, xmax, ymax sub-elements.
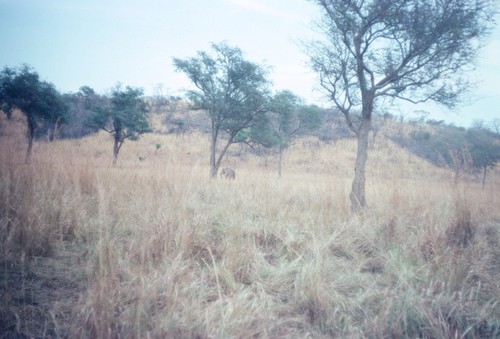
<box><xmin>87</xmin><ymin>85</ymin><xmax>151</xmax><ymax>165</ymax></box>
<box><xmin>307</xmin><ymin>0</ymin><xmax>496</xmax><ymax>211</ymax></box>
<box><xmin>173</xmin><ymin>42</ymin><xmax>271</xmax><ymax>178</ymax></box>
<box><xmin>267</xmin><ymin>90</ymin><xmax>322</xmax><ymax>176</ymax></box>
<box><xmin>0</xmin><ymin>65</ymin><xmax>68</xmax><ymax>163</ymax></box>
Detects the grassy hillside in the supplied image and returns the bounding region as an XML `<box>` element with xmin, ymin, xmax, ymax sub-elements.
<box><xmin>1</xmin><ymin>111</ymin><xmax>499</xmax><ymax>338</ymax></box>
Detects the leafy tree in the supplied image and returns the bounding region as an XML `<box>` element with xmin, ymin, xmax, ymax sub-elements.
<box><xmin>173</xmin><ymin>42</ymin><xmax>271</xmax><ymax>178</ymax></box>
<box><xmin>0</xmin><ymin>65</ymin><xmax>68</xmax><ymax>163</ymax></box>
<box><xmin>307</xmin><ymin>0</ymin><xmax>495</xmax><ymax>211</ymax></box>
<box><xmin>265</xmin><ymin>90</ymin><xmax>322</xmax><ymax>176</ymax></box>
<box><xmin>87</xmin><ymin>85</ymin><xmax>151</xmax><ymax>165</ymax></box>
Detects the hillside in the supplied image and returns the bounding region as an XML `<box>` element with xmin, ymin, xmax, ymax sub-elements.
<box><xmin>1</xmin><ymin>110</ymin><xmax>499</xmax><ymax>338</ymax></box>
<box><xmin>149</xmin><ymin>106</ymin><xmax>500</xmax><ymax>185</ymax></box>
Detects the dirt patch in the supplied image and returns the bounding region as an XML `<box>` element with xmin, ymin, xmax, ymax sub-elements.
<box><xmin>0</xmin><ymin>242</ymin><xmax>86</xmax><ymax>338</ymax></box>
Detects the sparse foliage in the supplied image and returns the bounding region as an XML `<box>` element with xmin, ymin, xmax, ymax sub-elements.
<box><xmin>152</xmin><ymin>83</ymin><xmax>170</xmax><ymax>113</ymax></box>
<box><xmin>262</xmin><ymin>90</ymin><xmax>322</xmax><ymax>176</ymax></box>
<box><xmin>489</xmin><ymin>118</ymin><xmax>500</xmax><ymax>137</ymax></box>
<box><xmin>173</xmin><ymin>42</ymin><xmax>271</xmax><ymax>177</ymax></box>
<box><xmin>307</xmin><ymin>0</ymin><xmax>496</xmax><ymax>211</ymax></box>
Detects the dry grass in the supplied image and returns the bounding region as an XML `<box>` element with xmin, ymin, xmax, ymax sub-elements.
<box><xmin>1</xmin><ymin>113</ymin><xmax>499</xmax><ymax>338</ymax></box>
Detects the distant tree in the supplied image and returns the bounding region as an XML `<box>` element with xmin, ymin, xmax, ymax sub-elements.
<box><xmin>152</xmin><ymin>83</ymin><xmax>169</xmax><ymax>113</ymax></box>
<box><xmin>426</xmin><ymin>119</ymin><xmax>446</xmax><ymax>127</ymax></box>
<box><xmin>471</xmin><ymin>119</ymin><xmax>486</xmax><ymax>130</ymax></box>
<box><xmin>78</xmin><ymin>86</ymin><xmax>99</xmax><ymax>108</ymax></box>
<box><xmin>307</xmin><ymin>0</ymin><xmax>495</xmax><ymax>211</ymax></box>
<box><xmin>87</xmin><ymin>85</ymin><xmax>151</xmax><ymax>165</ymax></box>
<box><xmin>490</xmin><ymin>119</ymin><xmax>500</xmax><ymax>137</ymax></box>
<box><xmin>266</xmin><ymin>90</ymin><xmax>322</xmax><ymax>176</ymax></box>
<box><xmin>0</xmin><ymin>65</ymin><xmax>68</xmax><ymax>163</ymax></box>
<box><xmin>398</xmin><ymin>112</ymin><xmax>410</xmax><ymax>123</ymax></box>
<box><xmin>173</xmin><ymin>42</ymin><xmax>271</xmax><ymax>177</ymax></box>
<box><xmin>414</xmin><ymin>110</ymin><xmax>430</xmax><ymax>125</ymax></box>
<box><xmin>466</xmin><ymin>128</ymin><xmax>500</xmax><ymax>188</ymax></box>
<box><xmin>410</xmin><ymin>130</ymin><xmax>431</xmax><ymax>144</ymax></box>
<box><xmin>57</xmin><ymin>86</ymin><xmax>109</xmax><ymax>139</ymax></box>
<box><xmin>382</xmin><ymin>112</ymin><xmax>394</xmax><ymax>122</ymax></box>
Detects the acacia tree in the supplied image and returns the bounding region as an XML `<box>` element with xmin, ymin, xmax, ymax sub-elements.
<box><xmin>173</xmin><ymin>42</ymin><xmax>270</xmax><ymax>178</ymax></box>
<box><xmin>266</xmin><ymin>90</ymin><xmax>322</xmax><ymax>176</ymax></box>
<box><xmin>87</xmin><ymin>85</ymin><xmax>151</xmax><ymax>165</ymax></box>
<box><xmin>307</xmin><ymin>0</ymin><xmax>495</xmax><ymax>211</ymax></box>
<box><xmin>0</xmin><ymin>65</ymin><xmax>68</xmax><ymax>163</ymax></box>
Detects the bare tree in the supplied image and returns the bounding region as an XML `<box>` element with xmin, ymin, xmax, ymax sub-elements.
<box><xmin>307</xmin><ymin>0</ymin><xmax>496</xmax><ymax>211</ymax></box>
<box><xmin>152</xmin><ymin>83</ymin><xmax>169</xmax><ymax>113</ymax></box>
<box><xmin>489</xmin><ymin>118</ymin><xmax>500</xmax><ymax>137</ymax></box>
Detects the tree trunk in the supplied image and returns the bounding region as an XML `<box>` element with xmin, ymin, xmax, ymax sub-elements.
<box><xmin>209</xmin><ymin>120</ymin><xmax>234</xmax><ymax>178</ymax></box>
<box><xmin>350</xmin><ymin>119</ymin><xmax>371</xmax><ymax>212</ymax></box>
<box><xmin>112</xmin><ymin>131</ymin><xmax>122</xmax><ymax>166</ymax></box>
<box><xmin>214</xmin><ymin>137</ymin><xmax>234</xmax><ymax>178</ymax></box>
<box><xmin>210</xmin><ymin>122</ymin><xmax>218</xmax><ymax>178</ymax></box>
<box><xmin>48</xmin><ymin>116</ymin><xmax>62</xmax><ymax>142</ymax></box>
<box><xmin>350</xmin><ymin>29</ymin><xmax>374</xmax><ymax>211</ymax></box>
<box><xmin>25</xmin><ymin>132</ymin><xmax>34</xmax><ymax>164</ymax></box>
<box><xmin>482</xmin><ymin>165</ymin><xmax>487</xmax><ymax>189</ymax></box>
<box><xmin>113</xmin><ymin>138</ymin><xmax>119</xmax><ymax>166</ymax></box>
<box><xmin>25</xmin><ymin>114</ymin><xmax>36</xmax><ymax>164</ymax></box>
<box><xmin>112</xmin><ymin>119</ymin><xmax>123</xmax><ymax>166</ymax></box>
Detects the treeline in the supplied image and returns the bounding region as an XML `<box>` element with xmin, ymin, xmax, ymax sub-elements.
<box><xmin>0</xmin><ymin>65</ymin><xmax>153</xmax><ymax>164</ymax></box>
<box><xmin>0</xmin><ymin>62</ymin><xmax>327</xmax><ymax>171</ymax></box>
<box><xmin>1</xmin><ymin>63</ymin><xmax>499</xmax><ymax>181</ymax></box>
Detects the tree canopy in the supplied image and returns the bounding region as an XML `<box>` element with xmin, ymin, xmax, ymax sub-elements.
<box><xmin>173</xmin><ymin>42</ymin><xmax>271</xmax><ymax>177</ymax></box>
<box><xmin>259</xmin><ymin>90</ymin><xmax>322</xmax><ymax>176</ymax></box>
<box><xmin>86</xmin><ymin>85</ymin><xmax>151</xmax><ymax>165</ymax></box>
<box><xmin>0</xmin><ymin>65</ymin><xmax>68</xmax><ymax>163</ymax></box>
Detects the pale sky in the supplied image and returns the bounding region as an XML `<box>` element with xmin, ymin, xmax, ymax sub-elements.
<box><xmin>1</xmin><ymin>0</ymin><xmax>499</xmax><ymax>127</ymax></box>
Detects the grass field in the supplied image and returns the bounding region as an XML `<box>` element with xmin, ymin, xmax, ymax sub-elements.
<box><xmin>1</xmin><ymin>113</ymin><xmax>499</xmax><ymax>338</ymax></box>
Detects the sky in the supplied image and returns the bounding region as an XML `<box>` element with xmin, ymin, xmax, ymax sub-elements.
<box><xmin>1</xmin><ymin>0</ymin><xmax>499</xmax><ymax>127</ymax></box>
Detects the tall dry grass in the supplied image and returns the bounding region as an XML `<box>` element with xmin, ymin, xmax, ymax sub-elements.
<box><xmin>1</xmin><ymin>113</ymin><xmax>499</xmax><ymax>338</ymax></box>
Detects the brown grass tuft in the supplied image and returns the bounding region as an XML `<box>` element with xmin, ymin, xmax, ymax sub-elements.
<box><xmin>446</xmin><ymin>196</ymin><xmax>475</xmax><ymax>248</ymax></box>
